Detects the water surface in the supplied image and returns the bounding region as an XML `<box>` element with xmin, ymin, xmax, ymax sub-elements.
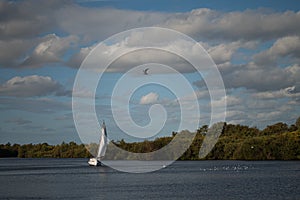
<box><xmin>0</xmin><ymin>159</ymin><xmax>299</xmax><ymax>199</ymax></box>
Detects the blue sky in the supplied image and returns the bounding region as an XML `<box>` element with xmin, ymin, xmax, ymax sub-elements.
<box><xmin>78</xmin><ymin>0</ymin><xmax>300</xmax><ymax>12</ymax></box>
<box><xmin>0</xmin><ymin>0</ymin><xmax>300</xmax><ymax>144</ymax></box>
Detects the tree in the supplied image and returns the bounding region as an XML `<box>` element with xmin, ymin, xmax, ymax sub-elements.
<box><xmin>261</xmin><ymin>122</ymin><xmax>288</xmax><ymax>135</ymax></box>
<box><xmin>296</xmin><ymin>116</ymin><xmax>300</xmax><ymax>130</ymax></box>
<box><xmin>289</xmin><ymin>124</ymin><xmax>298</xmax><ymax>132</ymax></box>
<box><xmin>197</xmin><ymin>125</ymin><xmax>208</xmax><ymax>135</ymax></box>
<box><xmin>17</xmin><ymin>146</ymin><xmax>25</xmax><ymax>158</ymax></box>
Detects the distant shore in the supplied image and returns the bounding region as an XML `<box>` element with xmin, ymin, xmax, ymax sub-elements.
<box><xmin>1</xmin><ymin>119</ymin><xmax>300</xmax><ymax>160</ymax></box>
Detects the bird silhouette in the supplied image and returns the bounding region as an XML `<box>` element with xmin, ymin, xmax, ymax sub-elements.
<box><xmin>143</xmin><ymin>68</ymin><xmax>149</xmax><ymax>75</ymax></box>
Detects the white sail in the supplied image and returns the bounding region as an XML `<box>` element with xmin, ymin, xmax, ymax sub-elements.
<box><xmin>96</xmin><ymin>122</ymin><xmax>107</xmax><ymax>159</ymax></box>
<box><xmin>88</xmin><ymin>121</ymin><xmax>108</xmax><ymax>166</ymax></box>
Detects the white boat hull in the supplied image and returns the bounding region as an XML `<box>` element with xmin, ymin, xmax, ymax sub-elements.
<box><xmin>88</xmin><ymin>158</ymin><xmax>102</xmax><ymax>166</ymax></box>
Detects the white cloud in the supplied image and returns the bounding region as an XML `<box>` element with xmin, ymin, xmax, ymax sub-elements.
<box><xmin>208</xmin><ymin>42</ymin><xmax>239</xmax><ymax>65</ymax></box>
<box><xmin>207</xmin><ymin>41</ymin><xmax>258</xmax><ymax>65</ymax></box>
<box><xmin>217</xmin><ymin>88</ymin><xmax>300</xmax><ymax>128</ymax></box>
<box><xmin>207</xmin><ymin>62</ymin><xmax>300</xmax><ymax>92</ymax></box>
<box><xmin>211</xmin><ymin>95</ymin><xmax>241</xmax><ymax>108</ymax></box>
<box><xmin>0</xmin><ymin>2</ymin><xmax>300</xmax><ymax>132</ymax></box>
<box><xmin>72</xmin><ymin>87</ymin><xmax>95</xmax><ymax>98</ymax></box>
<box><xmin>0</xmin><ymin>1</ymin><xmax>62</xmax><ymax>40</ymax></box>
<box><xmin>254</xmin><ymin>36</ymin><xmax>300</xmax><ymax>65</ymax></box>
<box><xmin>52</xmin><ymin>6</ymin><xmax>300</xmax><ymax>43</ymax></box>
<box><xmin>0</xmin><ymin>75</ymin><xmax>70</xmax><ymax>97</ymax></box>
<box><xmin>21</xmin><ymin>34</ymin><xmax>78</xmax><ymax>68</ymax></box>
<box><xmin>225</xmin><ymin>110</ymin><xmax>245</xmax><ymax>118</ymax></box>
<box><xmin>254</xmin><ymin>86</ymin><xmax>300</xmax><ymax>99</ymax></box>
<box><xmin>67</xmin><ymin>44</ymin><xmax>96</xmax><ymax>68</ymax></box>
<box><xmin>0</xmin><ymin>34</ymin><xmax>78</xmax><ymax>68</ymax></box>
<box><xmin>67</xmin><ymin>29</ymin><xmax>218</xmax><ymax>73</ymax></box>
<box><xmin>56</xmin><ymin>6</ymin><xmax>168</xmax><ymax>42</ymax></box>
<box><xmin>140</xmin><ymin>92</ymin><xmax>159</xmax><ymax>104</ymax></box>
<box><xmin>165</xmin><ymin>9</ymin><xmax>300</xmax><ymax>41</ymax></box>
<box><xmin>256</xmin><ymin>111</ymin><xmax>282</xmax><ymax>121</ymax></box>
<box><xmin>0</xmin><ymin>39</ymin><xmax>35</xmax><ymax>67</ymax></box>
<box><xmin>1</xmin><ymin>3</ymin><xmax>300</xmax><ymax>70</ymax></box>
<box><xmin>286</xmin><ymin>64</ymin><xmax>300</xmax><ymax>76</ymax></box>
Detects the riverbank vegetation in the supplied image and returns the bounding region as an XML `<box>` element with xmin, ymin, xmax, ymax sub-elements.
<box><xmin>1</xmin><ymin>117</ymin><xmax>300</xmax><ymax>160</ymax></box>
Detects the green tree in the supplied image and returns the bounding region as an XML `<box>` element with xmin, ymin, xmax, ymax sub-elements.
<box><xmin>17</xmin><ymin>146</ymin><xmax>25</xmax><ymax>158</ymax></box>
<box><xmin>261</xmin><ymin>122</ymin><xmax>288</xmax><ymax>135</ymax></box>
<box><xmin>197</xmin><ymin>125</ymin><xmax>208</xmax><ymax>135</ymax></box>
<box><xmin>296</xmin><ymin>116</ymin><xmax>300</xmax><ymax>130</ymax></box>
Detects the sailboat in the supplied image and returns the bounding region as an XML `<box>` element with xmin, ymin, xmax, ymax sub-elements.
<box><xmin>88</xmin><ymin>121</ymin><xmax>108</xmax><ymax>166</ymax></box>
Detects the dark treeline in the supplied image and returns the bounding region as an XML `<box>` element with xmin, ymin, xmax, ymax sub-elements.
<box><xmin>1</xmin><ymin>117</ymin><xmax>300</xmax><ymax>160</ymax></box>
<box><xmin>0</xmin><ymin>142</ymin><xmax>91</xmax><ymax>158</ymax></box>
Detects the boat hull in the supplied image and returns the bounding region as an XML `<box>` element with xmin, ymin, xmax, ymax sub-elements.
<box><xmin>88</xmin><ymin>158</ymin><xmax>102</xmax><ymax>166</ymax></box>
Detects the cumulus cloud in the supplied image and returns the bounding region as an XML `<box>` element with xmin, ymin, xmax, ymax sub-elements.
<box><xmin>51</xmin><ymin>6</ymin><xmax>300</xmax><ymax>42</ymax></box>
<box><xmin>1</xmin><ymin>2</ymin><xmax>300</xmax><ymax>69</ymax></box>
<box><xmin>254</xmin><ymin>36</ymin><xmax>300</xmax><ymax>66</ymax></box>
<box><xmin>0</xmin><ymin>1</ymin><xmax>63</xmax><ymax>40</ymax></box>
<box><xmin>140</xmin><ymin>92</ymin><xmax>159</xmax><ymax>104</ymax></box>
<box><xmin>67</xmin><ymin>34</ymin><xmax>258</xmax><ymax>72</ymax></box>
<box><xmin>72</xmin><ymin>87</ymin><xmax>95</xmax><ymax>98</ymax></box>
<box><xmin>67</xmin><ymin>44</ymin><xmax>96</xmax><ymax>68</ymax></box>
<box><xmin>208</xmin><ymin>42</ymin><xmax>239</xmax><ymax>65</ymax></box>
<box><xmin>256</xmin><ymin>111</ymin><xmax>282</xmax><ymax>122</ymax></box>
<box><xmin>55</xmin><ymin>6</ymin><xmax>169</xmax><ymax>42</ymax></box>
<box><xmin>1</xmin><ymin>1</ymin><xmax>300</xmax><ymax>131</ymax></box>
<box><xmin>210</xmin><ymin>95</ymin><xmax>241</xmax><ymax>108</ymax></box>
<box><xmin>253</xmin><ymin>86</ymin><xmax>300</xmax><ymax>99</ymax></box>
<box><xmin>207</xmin><ymin>41</ymin><xmax>258</xmax><ymax>65</ymax></box>
<box><xmin>194</xmin><ymin>63</ymin><xmax>300</xmax><ymax>92</ymax></box>
<box><xmin>0</xmin><ymin>34</ymin><xmax>78</xmax><ymax>68</ymax></box>
<box><xmin>165</xmin><ymin>9</ymin><xmax>300</xmax><ymax>41</ymax></box>
<box><xmin>223</xmin><ymin>64</ymin><xmax>293</xmax><ymax>91</ymax></box>
<box><xmin>0</xmin><ymin>0</ymin><xmax>76</xmax><ymax>68</ymax></box>
<box><xmin>67</xmin><ymin>29</ymin><xmax>218</xmax><ymax>73</ymax></box>
<box><xmin>21</xmin><ymin>34</ymin><xmax>78</xmax><ymax>68</ymax></box>
<box><xmin>214</xmin><ymin>88</ymin><xmax>300</xmax><ymax>128</ymax></box>
<box><xmin>0</xmin><ymin>75</ymin><xmax>70</xmax><ymax>97</ymax></box>
<box><xmin>0</xmin><ymin>39</ymin><xmax>35</xmax><ymax>67</ymax></box>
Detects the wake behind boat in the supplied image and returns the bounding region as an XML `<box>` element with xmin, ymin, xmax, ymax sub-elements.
<box><xmin>88</xmin><ymin>121</ymin><xmax>108</xmax><ymax>166</ymax></box>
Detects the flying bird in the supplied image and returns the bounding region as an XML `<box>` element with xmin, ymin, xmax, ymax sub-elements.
<box><xmin>143</xmin><ymin>68</ymin><xmax>149</xmax><ymax>75</ymax></box>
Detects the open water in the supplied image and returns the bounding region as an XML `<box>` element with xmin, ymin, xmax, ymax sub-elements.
<box><xmin>0</xmin><ymin>159</ymin><xmax>299</xmax><ymax>199</ymax></box>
